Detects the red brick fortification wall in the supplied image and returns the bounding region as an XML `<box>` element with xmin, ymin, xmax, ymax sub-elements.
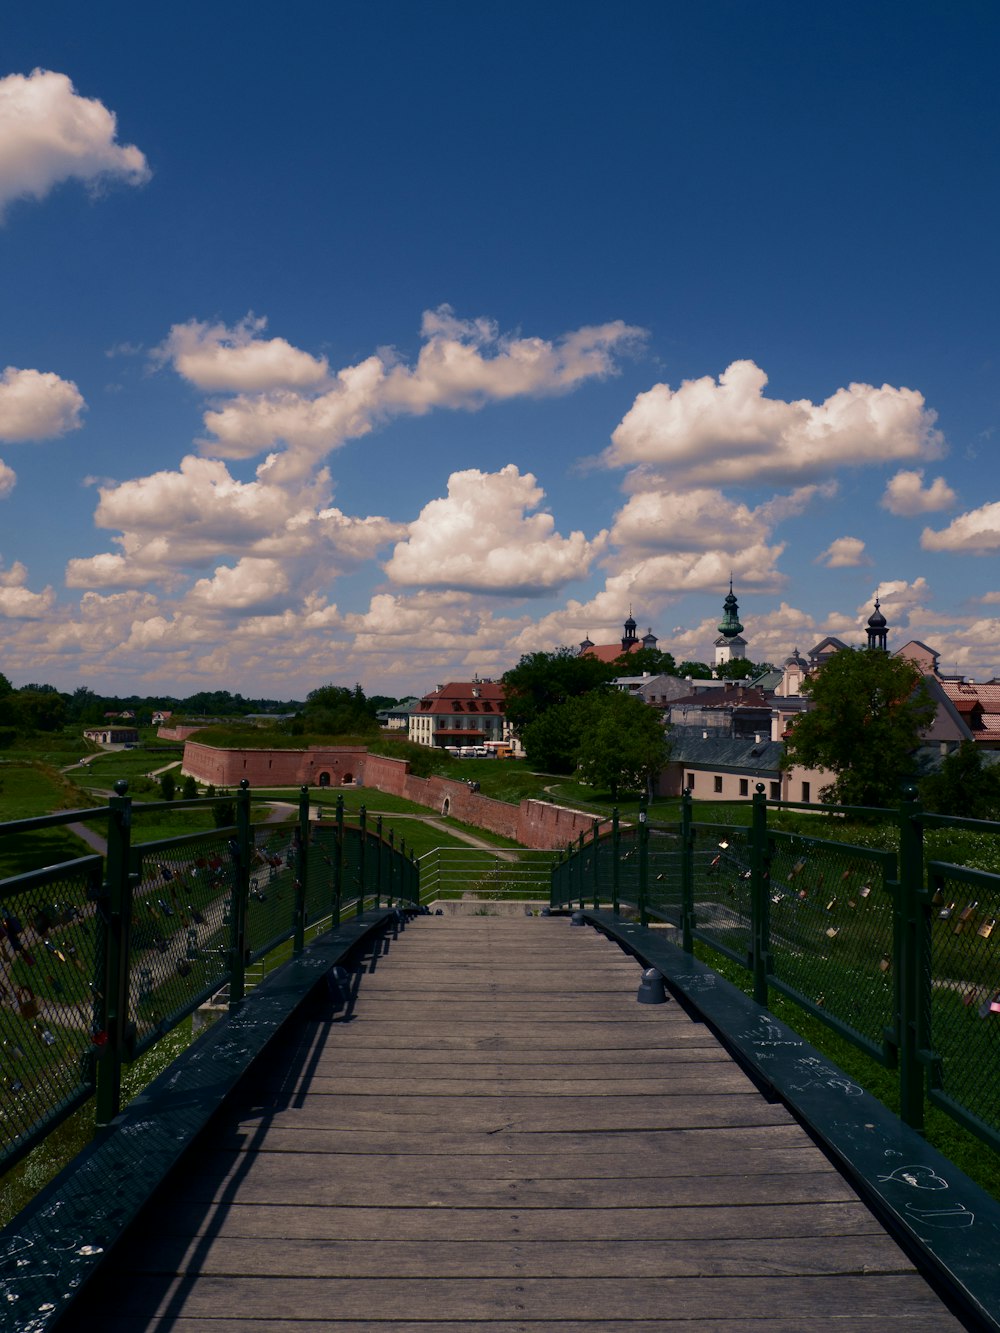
<box><xmin>158</xmin><ymin>726</ymin><xmax>203</xmax><ymax>742</ymax></box>
<box><xmin>181</xmin><ymin>743</ymin><xmax>605</xmax><ymax>849</ymax></box>
<box><xmin>182</xmin><ymin>741</ymin><xmax>368</xmax><ymax>788</ymax></box>
<box><xmin>517</xmin><ymin>799</ymin><xmax>608</xmax><ymax>849</ymax></box>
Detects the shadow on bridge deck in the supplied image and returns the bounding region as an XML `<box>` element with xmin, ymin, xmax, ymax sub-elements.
<box><xmin>70</xmin><ymin>915</ymin><xmax>968</xmax><ymax>1332</ymax></box>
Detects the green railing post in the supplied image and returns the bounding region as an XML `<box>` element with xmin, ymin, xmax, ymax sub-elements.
<box><xmin>357</xmin><ymin>804</ymin><xmax>367</xmax><ymax>916</ymax></box>
<box><xmin>577</xmin><ymin>831</ymin><xmax>586</xmax><ymax>910</ymax></box>
<box><xmin>96</xmin><ymin>780</ymin><xmax>133</xmax><ymax>1127</ymax></box>
<box><xmin>294</xmin><ymin>785</ymin><xmax>309</xmax><ymax>955</ymax></box>
<box><xmin>388</xmin><ymin>828</ymin><xmax>396</xmax><ymax>906</ymax></box>
<box><xmin>228</xmin><ymin>779</ymin><xmax>251</xmax><ymax>1011</ymax></box>
<box><xmin>680</xmin><ymin>787</ymin><xmax>694</xmax><ymax>953</ymax></box>
<box><xmin>592</xmin><ymin>817</ymin><xmax>601</xmax><ymax>909</ymax></box>
<box><xmin>410</xmin><ymin>848</ymin><xmax>418</xmax><ymax>906</ymax></box>
<box><xmin>611</xmin><ymin>808</ymin><xmax>620</xmax><ymax>915</ymax></box>
<box><xmin>750</xmin><ymin>782</ymin><xmax>771</xmax><ymax>1006</ymax></box>
<box><xmin>334</xmin><ymin>794</ymin><xmax>344</xmax><ymax>925</ymax></box>
<box><xmin>897</xmin><ymin>784</ymin><xmax>927</xmax><ymax>1133</ymax></box>
<box><xmin>375</xmin><ymin>815</ymin><xmax>384</xmax><ymax>907</ymax></box>
<box><xmin>638</xmin><ymin>795</ymin><xmax>649</xmax><ymax>927</ymax></box>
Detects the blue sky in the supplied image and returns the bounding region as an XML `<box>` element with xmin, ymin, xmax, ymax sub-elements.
<box><xmin>1</xmin><ymin>1</ymin><xmax>999</xmax><ymax>698</ymax></box>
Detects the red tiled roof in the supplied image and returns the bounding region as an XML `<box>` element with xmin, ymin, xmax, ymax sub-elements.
<box><xmin>581</xmin><ymin>642</ymin><xmax>644</xmax><ymax>663</ymax></box>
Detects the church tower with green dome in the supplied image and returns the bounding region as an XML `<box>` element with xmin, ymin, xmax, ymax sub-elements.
<box><xmin>714</xmin><ymin>579</ymin><xmax>748</xmax><ymax>666</ymax></box>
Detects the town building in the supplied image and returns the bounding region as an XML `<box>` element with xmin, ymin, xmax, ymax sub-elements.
<box><xmin>83</xmin><ymin>726</ymin><xmax>139</xmax><ymax>746</ymax></box>
<box><xmin>408</xmin><ymin>679</ymin><xmax>511</xmax><ymax>751</ymax></box>
<box><xmin>377</xmin><ymin>698</ymin><xmax>420</xmax><ymax>730</ymax></box>
<box><xmin>579</xmin><ymin>612</ymin><xmax>659</xmax><ymax>663</ymax></box>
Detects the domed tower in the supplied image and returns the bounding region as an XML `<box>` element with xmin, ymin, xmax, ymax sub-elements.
<box><xmin>714</xmin><ymin>579</ymin><xmax>748</xmax><ymax>666</ymax></box>
<box><xmin>621</xmin><ymin>610</ymin><xmax>639</xmax><ymax>653</ymax></box>
<box><xmin>866</xmin><ymin>597</ymin><xmax>888</xmax><ymax>651</ymax></box>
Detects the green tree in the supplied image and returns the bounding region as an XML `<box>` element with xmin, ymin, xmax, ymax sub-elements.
<box><xmin>212</xmin><ymin>798</ymin><xmax>236</xmax><ymax>828</ymax></box>
<box><xmin>14</xmin><ymin>688</ymin><xmax>67</xmax><ymax>732</ymax></box>
<box><xmin>921</xmin><ymin>741</ymin><xmax>1000</xmax><ymax>820</ymax></box>
<box><xmin>576</xmin><ymin>690</ymin><xmax>671</xmax><ymax>800</ymax></box>
<box><xmin>502</xmin><ymin>648</ymin><xmax>615</xmax><ymax>734</ymax></box>
<box><xmin>521</xmin><ymin>694</ymin><xmax>597</xmax><ymax>773</ymax></box>
<box><xmin>0</xmin><ymin>673</ymin><xmax>14</xmax><ymax>727</ymax></box>
<box><xmin>676</xmin><ymin>660</ymin><xmax>713</xmax><ymax>680</ymax></box>
<box><xmin>159</xmin><ymin>771</ymin><xmax>176</xmax><ymax>801</ymax></box>
<box><xmin>611</xmin><ymin>646</ymin><xmax>677</xmax><ymax>677</ymax></box>
<box><xmin>303</xmin><ymin>682</ymin><xmax>378</xmax><ymax>736</ymax></box>
<box><xmin>181</xmin><ymin>774</ymin><xmax>198</xmax><ymax>799</ymax></box>
<box><xmin>715</xmin><ymin>658</ymin><xmax>773</xmax><ymax>681</ymax></box>
<box><xmin>782</xmin><ymin>649</ymin><xmax>935</xmax><ymax>807</ymax></box>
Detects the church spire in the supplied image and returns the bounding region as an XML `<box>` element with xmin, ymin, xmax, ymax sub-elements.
<box><xmin>717</xmin><ymin>578</ymin><xmax>744</xmax><ymax>639</ymax></box>
<box><xmin>866</xmin><ymin>596</ymin><xmax>888</xmax><ymax>651</ymax></box>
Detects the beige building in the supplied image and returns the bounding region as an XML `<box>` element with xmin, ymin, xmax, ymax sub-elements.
<box><xmin>408</xmin><ymin>680</ymin><xmax>511</xmax><ymax>751</ymax></box>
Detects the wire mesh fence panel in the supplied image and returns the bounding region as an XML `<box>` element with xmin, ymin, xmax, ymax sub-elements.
<box><xmin>925</xmin><ymin>861</ymin><xmax>1000</xmax><ymax>1144</ymax></box>
<box><xmin>690</xmin><ymin>822</ymin><xmax>753</xmax><ymax>966</ymax></box>
<box><xmin>615</xmin><ymin>825</ymin><xmax>641</xmax><ymax>911</ymax></box>
<box><xmin>0</xmin><ymin>857</ymin><xmax>104</xmax><ymax>1169</ymax></box>
<box><xmin>593</xmin><ymin>832</ymin><xmax>617</xmax><ymax>908</ymax></box>
<box><xmin>306</xmin><ymin>825</ymin><xmax>339</xmax><ymax>922</ymax></box>
<box><xmin>647</xmin><ymin>827</ymin><xmax>683</xmax><ymax>924</ymax></box>
<box><xmin>128</xmin><ymin>830</ymin><xmax>237</xmax><ymax>1056</ymax></box>
<box><xmin>766</xmin><ymin>832</ymin><xmax>896</xmax><ymax>1059</ymax></box>
<box><xmin>245</xmin><ymin>826</ymin><xmax>299</xmax><ymax>961</ymax></box>
<box><xmin>341</xmin><ymin>827</ymin><xmax>364</xmax><ymax>914</ymax></box>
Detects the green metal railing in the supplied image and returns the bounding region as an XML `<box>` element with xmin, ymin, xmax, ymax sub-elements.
<box><xmin>418</xmin><ymin>846</ymin><xmax>556</xmax><ymax>904</ymax></box>
<box><xmin>0</xmin><ymin>781</ymin><xmax>418</xmax><ymax>1172</ymax></box>
<box><xmin>551</xmin><ymin>786</ymin><xmax>1000</xmax><ymax>1148</ymax></box>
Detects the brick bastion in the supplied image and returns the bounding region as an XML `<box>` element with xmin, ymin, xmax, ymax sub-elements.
<box><xmin>180</xmin><ymin>741</ymin><xmax>605</xmax><ymax>851</ymax></box>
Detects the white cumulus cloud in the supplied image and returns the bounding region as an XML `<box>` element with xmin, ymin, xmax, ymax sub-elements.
<box><xmin>921</xmin><ymin>501</ymin><xmax>1000</xmax><ymax>554</ymax></box>
<box><xmin>385</xmin><ymin>464</ymin><xmax>605</xmax><ymax>595</ymax></box>
<box><xmin>155</xmin><ymin>315</ymin><xmax>329</xmax><ymax>391</ymax></box>
<box><xmin>0</xmin><ymin>459</ymin><xmax>14</xmax><ymax>497</ymax></box>
<box><xmin>65</xmin><ymin>455</ymin><xmax>405</xmax><ymax>592</ymax></box>
<box><xmin>0</xmin><ymin>366</ymin><xmax>85</xmax><ymax>440</ymax></box>
<box><xmin>609</xmin><ymin>483</ymin><xmax>833</xmax><ymax>556</ymax></box>
<box><xmin>199</xmin><ymin>307</ymin><xmax>643</xmax><ymax>482</ymax></box>
<box><xmin>816</xmin><ymin>536</ymin><xmax>870</xmax><ymax>568</ymax></box>
<box><xmin>881</xmin><ymin>469</ymin><xmax>957</xmax><ymax>516</ymax></box>
<box><xmin>0</xmin><ymin>560</ymin><xmax>54</xmax><ymax>618</ymax></box>
<box><xmin>187</xmin><ymin>558</ymin><xmax>291</xmax><ymax>611</ymax></box>
<box><xmin>606</xmin><ymin>360</ymin><xmax>943</xmax><ymax>486</ymax></box>
<box><xmin>0</xmin><ymin>69</ymin><xmax>149</xmax><ymax>217</ymax></box>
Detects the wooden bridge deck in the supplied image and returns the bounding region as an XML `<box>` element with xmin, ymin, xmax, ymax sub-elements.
<box><xmin>72</xmin><ymin>915</ymin><xmax>968</xmax><ymax>1331</ymax></box>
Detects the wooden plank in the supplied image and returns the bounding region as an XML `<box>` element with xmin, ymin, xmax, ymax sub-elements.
<box><xmin>113</xmin><ymin>1233</ymin><xmax>919</xmax><ymax>1279</ymax></box>
<box><xmin>69</xmin><ymin>1319</ymin><xmax>970</xmax><ymax>1333</ymax></box>
<box><xmin>70</xmin><ymin>1273</ymin><xmax>967</xmax><ymax>1324</ymax></box>
<box><xmin>157</xmin><ymin>1162</ymin><xmax>860</xmax><ymax>1209</ymax></box>
<box><xmin>117</xmin><ymin>1199</ymin><xmax>891</xmax><ymax>1243</ymax></box>
<box><xmin>205</xmin><ymin>1123</ymin><xmax>822</xmax><ymax>1159</ymax></box>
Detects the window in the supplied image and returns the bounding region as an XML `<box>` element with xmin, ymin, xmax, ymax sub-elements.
<box><xmin>770</xmin><ymin>782</ymin><xmax>780</xmax><ymax>800</ymax></box>
<box><xmin>739</xmin><ymin>778</ymin><xmax>749</xmax><ymax>797</ymax></box>
<box><xmin>713</xmin><ymin>775</ymin><xmax>723</xmax><ymax>793</ymax></box>
<box><xmin>685</xmin><ymin>772</ymin><xmax>695</xmax><ymax>791</ymax></box>
<box><xmin>801</xmin><ymin>781</ymin><xmax>811</xmax><ymax>803</ymax></box>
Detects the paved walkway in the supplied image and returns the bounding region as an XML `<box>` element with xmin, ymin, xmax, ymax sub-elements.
<box><xmin>71</xmin><ymin>916</ymin><xmax>967</xmax><ymax>1331</ymax></box>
